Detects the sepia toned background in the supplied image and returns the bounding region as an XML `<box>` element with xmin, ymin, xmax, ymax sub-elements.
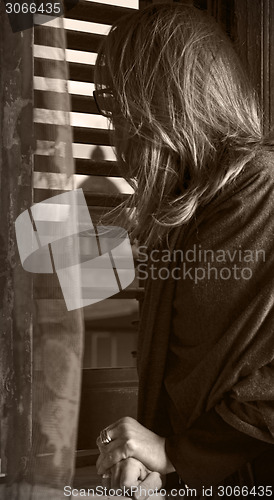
<box><xmin>0</xmin><ymin>0</ymin><xmax>274</xmax><ymax>497</ymax></box>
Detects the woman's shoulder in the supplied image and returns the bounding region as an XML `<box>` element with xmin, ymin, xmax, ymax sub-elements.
<box><xmin>186</xmin><ymin>148</ymin><xmax>274</xmax><ymax>240</ymax></box>
<box><xmin>233</xmin><ymin>147</ymin><xmax>274</xmax><ymax>192</ymax></box>
<box><xmin>175</xmin><ymin>148</ymin><xmax>274</xmax><ymax>249</ymax></box>
<box><xmin>210</xmin><ymin>147</ymin><xmax>274</xmax><ymax>210</ymax></box>
<box><xmin>242</xmin><ymin>148</ymin><xmax>274</xmax><ymax>183</ymax></box>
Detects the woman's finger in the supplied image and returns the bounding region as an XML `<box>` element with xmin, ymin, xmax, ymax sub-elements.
<box><xmin>119</xmin><ymin>458</ymin><xmax>144</xmax><ymax>488</ymax></box>
<box><xmin>110</xmin><ymin>462</ymin><xmax>121</xmax><ymax>490</ymax></box>
<box><xmin>134</xmin><ymin>472</ymin><xmax>163</xmax><ymax>500</ymax></box>
<box><xmin>96</xmin><ymin>440</ymin><xmax>121</xmax><ymax>472</ymax></box>
<box><xmin>97</xmin><ymin>417</ymin><xmax>136</xmax><ymax>446</ymax></box>
<box><xmin>96</xmin><ymin>435</ymin><xmax>107</xmax><ymax>453</ymax></box>
<box><xmin>97</xmin><ymin>440</ymin><xmax>127</xmax><ymax>474</ymax></box>
<box><xmin>96</xmin><ymin>421</ymin><xmax>120</xmax><ymax>448</ymax></box>
<box><xmin>96</xmin><ymin>452</ymin><xmax>103</xmax><ymax>471</ymax></box>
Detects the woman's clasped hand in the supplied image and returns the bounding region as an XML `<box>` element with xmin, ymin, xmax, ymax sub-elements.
<box><xmin>96</xmin><ymin>417</ymin><xmax>175</xmax><ymax>494</ymax></box>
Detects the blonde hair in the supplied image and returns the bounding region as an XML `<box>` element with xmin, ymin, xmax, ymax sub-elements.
<box><xmin>95</xmin><ymin>3</ymin><xmax>263</xmax><ymax>248</ymax></box>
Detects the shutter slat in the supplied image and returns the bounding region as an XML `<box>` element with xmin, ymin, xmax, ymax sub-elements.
<box><xmin>85</xmin><ymin>192</ymin><xmax>129</xmax><ymax>207</ymax></box>
<box><xmin>34</xmin><ymin>26</ymin><xmax>103</xmax><ymax>52</ymax></box>
<box><xmin>35</xmin><ymin>124</ymin><xmax>112</xmax><ymax>146</ymax></box>
<box><xmin>34</xmin><ymin>90</ymin><xmax>71</xmax><ymax>111</ymax></box>
<box><xmin>66</xmin><ymin>30</ymin><xmax>103</xmax><ymax>52</ymax></box>
<box><xmin>71</xmin><ymin>95</ymin><xmax>99</xmax><ymax>114</ymax></box>
<box><xmin>34</xmin><ymin>58</ymin><xmax>67</xmax><ymax>76</ymax></box>
<box><xmin>30</xmin><ymin>201</ymin><xmax>121</xmax><ymax>224</ymax></box>
<box><xmin>34</xmin><ymin>25</ymin><xmax>65</xmax><ymax>47</ymax></box>
<box><xmin>35</xmin><ymin>59</ymin><xmax>95</xmax><ymax>83</ymax></box>
<box><xmin>73</xmin><ymin>127</ymin><xmax>112</xmax><ymax>146</ymax></box>
<box><xmin>34</xmin><ymin>189</ymin><xmax>129</xmax><ymax>206</ymax></box>
<box><xmin>69</xmin><ymin>62</ymin><xmax>95</xmax><ymax>82</ymax></box>
<box><xmin>35</xmin><ymin>92</ymin><xmax>98</xmax><ymax>114</ymax></box>
<box><xmin>75</xmin><ymin>159</ymin><xmax>121</xmax><ymax>177</ymax></box>
<box><xmin>34</xmin><ymin>156</ymin><xmax>68</xmax><ymax>174</ymax></box>
<box><xmin>65</xmin><ymin>0</ymin><xmax>132</xmax><ymax>24</ymax></box>
<box><xmin>31</xmin><ymin>199</ymin><xmax>112</xmax><ymax>222</ymax></box>
<box><xmin>34</xmin><ymin>157</ymin><xmax>121</xmax><ymax>176</ymax></box>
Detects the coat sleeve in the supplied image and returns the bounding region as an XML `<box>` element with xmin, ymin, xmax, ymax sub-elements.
<box><xmin>164</xmin><ymin>156</ymin><xmax>274</xmax><ymax>490</ymax></box>
<box><xmin>165</xmin><ymin>406</ymin><xmax>271</xmax><ymax>491</ymax></box>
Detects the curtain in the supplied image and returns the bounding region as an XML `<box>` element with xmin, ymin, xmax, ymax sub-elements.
<box><xmin>0</xmin><ymin>4</ymin><xmax>84</xmax><ymax>499</ymax></box>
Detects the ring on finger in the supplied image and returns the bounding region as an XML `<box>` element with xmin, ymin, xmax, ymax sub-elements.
<box><xmin>100</xmin><ymin>427</ymin><xmax>112</xmax><ymax>446</ymax></box>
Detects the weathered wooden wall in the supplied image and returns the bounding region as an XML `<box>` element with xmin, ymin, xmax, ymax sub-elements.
<box><xmin>0</xmin><ymin>3</ymin><xmax>33</xmax><ymax>486</ymax></box>
<box><xmin>233</xmin><ymin>0</ymin><xmax>274</xmax><ymax>134</ymax></box>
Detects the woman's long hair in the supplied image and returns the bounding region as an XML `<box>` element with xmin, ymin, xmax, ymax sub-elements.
<box><xmin>95</xmin><ymin>3</ymin><xmax>263</xmax><ymax>248</ymax></box>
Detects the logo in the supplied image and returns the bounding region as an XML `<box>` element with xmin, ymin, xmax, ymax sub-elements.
<box><xmin>15</xmin><ymin>189</ymin><xmax>135</xmax><ymax>310</ymax></box>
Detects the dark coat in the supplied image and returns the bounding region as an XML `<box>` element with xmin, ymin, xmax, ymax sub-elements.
<box><xmin>137</xmin><ymin>150</ymin><xmax>274</xmax><ymax>494</ymax></box>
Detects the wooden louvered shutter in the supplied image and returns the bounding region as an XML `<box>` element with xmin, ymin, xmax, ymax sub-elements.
<box><xmin>35</xmin><ymin>0</ymin><xmax>142</xmax><ymax>481</ymax></box>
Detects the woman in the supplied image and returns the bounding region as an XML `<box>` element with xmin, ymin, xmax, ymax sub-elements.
<box><xmin>94</xmin><ymin>3</ymin><xmax>274</xmax><ymax>496</ymax></box>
